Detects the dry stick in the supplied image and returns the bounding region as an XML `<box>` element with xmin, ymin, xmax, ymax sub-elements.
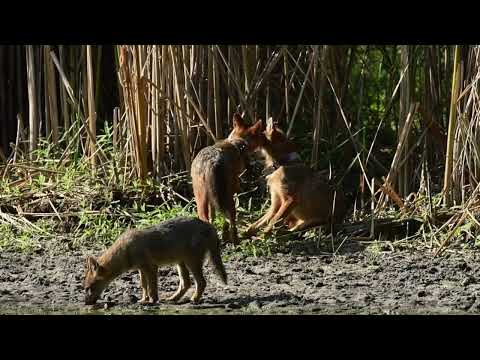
<box><xmin>443</xmin><ymin>45</ymin><xmax>462</xmax><ymax>207</ymax></box>
<box><xmin>398</xmin><ymin>46</ymin><xmax>411</xmax><ymax>199</ymax></box>
<box><xmin>135</xmin><ymin>46</ymin><xmax>149</xmax><ymax>178</ymax></box>
<box><xmin>283</xmin><ymin>46</ymin><xmax>290</xmax><ymax>124</ymax></box>
<box><xmin>370</xmin><ymin>177</ymin><xmax>375</xmax><ymax>239</ymax></box>
<box><xmin>26</xmin><ymin>45</ymin><xmax>38</xmax><ymax>159</ymax></box>
<box><xmin>247</xmin><ymin>49</ymin><xmax>283</xmax><ymax>105</ymax></box>
<box><xmin>183</xmin><ymin>45</ymin><xmax>194</xmax><ymax>155</ymax></box>
<box><xmin>466</xmin><ymin>208</ymin><xmax>480</xmax><ymax>228</ymax></box>
<box><xmin>113</xmin><ymin>107</ymin><xmax>118</xmax><ymax>153</ymax></box>
<box><xmin>47</xmin><ymin>198</ymin><xmax>63</xmax><ymax>222</ymax></box>
<box><xmin>433</xmin><ymin>211</ymin><xmax>468</xmax><ymax>257</ymax></box>
<box><xmin>150</xmin><ymin>47</ymin><xmax>158</xmax><ymax>175</ymax></box>
<box><xmin>169</xmin><ymin>46</ymin><xmax>192</xmax><ymax>170</ymax></box>
<box><xmin>49</xmin><ymin>51</ymin><xmax>76</xmax><ymax>106</ymax></box>
<box><xmin>185</xmin><ymin>92</ymin><xmax>217</xmax><ymax>142</ymax></box>
<box><xmin>206</xmin><ymin>46</ymin><xmax>214</xmax><ymax>143</ymax></box>
<box><xmin>326</xmin><ymin>75</ymin><xmax>374</xmax><ymax>194</ymax></box>
<box><xmin>312</xmin><ymin>46</ymin><xmax>324</xmax><ymax>169</ymax></box>
<box><xmin>50</xmin><ymin>50</ymin><xmax>109</xmax><ymax>168</ymax></box>
<box><xmin>374</xmin><ymin>178</ymin><xmax>406</xmax><ymax>210</ymax></box>
<box><xmin>286</xmin><ymin>45</ymin><xmax>318</xmax><ymax>137</ymax></box>
<box><xmin>175</xmin><ymin>58</ymin><xmax>217</xmax><ymax>142</ymax></box>
<box><xmin>43</xmin><ymin>46</ymin><xmax>51</xmax><ymax>140</ymax></box>
<box><xmin>56</xmin><ymin>122</ymin><xmax>85</xmax><ymax>168</ymax></box>
<box><xmin>434</xmin><ymin>181</ymin><xmax>480</xmax><ymax>256</ymax></box>
<box><xmin>363</xmin><ymin>63</ymin><xmax>411</xmax><ymax>170</ymax></box>
<box><xmin>285</xmin><ymin>48</ymin><xmax>315</xmax><ymax>91</ymax></box>
<box><xmin>46</xmin><ymin>46</ymin><xmax>59</xmax><ymax>144</ymax></box>
<box><xmin>212</xmin><ymin>47</ymin><xmax>222</xmax><ymax>139</ymax></box>
<box><xmin>118</xmin><ymin>46</ymin><xmax>143</xmax><ymax>178</ymax></box>
<box><xmin>59</xmin><ymin>46</ymin><xmax>70</xmax><ymax>135</ymax></box>
<box><xmin>214</xmin><ymin>46</ymin><xmax>255</xmax><ymax>120</ymax></box>
<box><xmin>94</xmin><ymin>45</ymin><xmax>103</xmax><ymax>108</ymax></box>
<box><xmin>86</xmin><ymin>45</ymin><xmax>97</xmax><ymax>167</ymax></box>
<box><xmin>13</xmin><ymin>114</ymin><xmax>24</xmax><ymax>164</ymax></box>
<box><xmin>4</xmin><ymin>163</ymin><xmax>62</xmax><ymax>174</ymax></box>
<box><xmin>376</xmin><ymin>102</ymin><xmax>419</xmax><ymax>210</ymax></box>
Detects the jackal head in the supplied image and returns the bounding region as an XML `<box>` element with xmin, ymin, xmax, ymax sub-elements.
<box><xmin>227</xmin><ymin>112</ymin><xmax>265</xmax><ymax>151</ymax></box>
<box><xmin>263</xmin><ymin>117</ymin><xmax>298</xmax><ymax>159</ymax></box>
<box><xmin>83</xmin><ymin>256</ymin><xmax>110</xmax><ymax>305</ymax></box>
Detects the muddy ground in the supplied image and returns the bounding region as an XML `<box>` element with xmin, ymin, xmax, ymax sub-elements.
<box><xmin>2</xmin><ymin>239</ymin><xmax>480</xmax><ymax>315</ymax></box>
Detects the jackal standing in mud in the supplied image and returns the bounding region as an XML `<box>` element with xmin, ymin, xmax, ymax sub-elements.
<box><xmin>83</xmin><ymin>217</ymin><xmax>227</xmax><ymax>305</ymax></box>
<box><xmin>246</xmin><ymin>117</ymin><xmax>347</xmax><ymax>236</ymax></box>
<box><xmin>191</xmin><ymin>113</ymin><xmax>264</xmax><ymax>245</ymax></box>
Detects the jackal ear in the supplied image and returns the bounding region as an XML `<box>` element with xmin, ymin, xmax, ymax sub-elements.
<box><xmin>232</xmin><ymin>112</ymin><xmax>246</xmax><ymax>129</ymax></box>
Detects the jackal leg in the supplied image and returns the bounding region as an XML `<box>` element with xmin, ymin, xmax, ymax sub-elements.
<box><xmin>289</xmin><ymin>218</ymin><xmax>326</xmax><ymax>232</ymax></box>
<box><xmin>186</xmin><ymin>259</ymin><xmax>207</xmax><ymax>304</ymax></box>
<box><xmin>225</xmin><ymin>197</ymin><xmax>239</xmax><ymax>245</ymax></box>
<box><xmin>139</xmin><ymin>265</ymin><xmax>159</xmax><ymax>304</ymax></box>
<box><xmin>209</xmin><ymin>205</ymin><xmax>216</xmax><ymax>224</ymax></box>
<box><xmin>245</xmin><ymin>192</ymin><xmax>281</xmax><ymax>236</ymax></box>
<box><xmin>139</xmin><ymin>269</ymin><xmax>149</xmax><ymax>304</ymax></box>
<box><xmin>166</xmin><ymin>263</ymin><xmax>191</xmax><ymax>302</ymax></box>
<box><xmin>194</xmin><ymin>190</ymin><xmax>210</xmax><ymax>223</ymax></box>
<box><xmin>264</xmin><ymin>196</ymin><xmax>296</xmax><ymax>234</ymax></box>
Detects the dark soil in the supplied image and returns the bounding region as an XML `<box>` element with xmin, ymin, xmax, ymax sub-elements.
<box><xmin>2</xmin><ymin>241</ymin><xmax>480</xmax><ymax>315</ymax></box>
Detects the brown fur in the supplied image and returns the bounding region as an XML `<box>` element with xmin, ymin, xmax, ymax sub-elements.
<box><xmin>246</xmin><ymin>118</ymin><xmax>347</xmax><ymax>236</ymax></box>
<box><xmin>191</xmin><ymin>113</ymin><xmax>264</xmax><ymax>245</ymax></box>
<box><xmin>83</xmin><ymin>217</ymin><xmax>227</xmax><ymax>305</ymax></box>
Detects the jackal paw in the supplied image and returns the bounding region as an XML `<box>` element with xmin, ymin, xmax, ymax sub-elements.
<box><xmin>139</xmin><ymin>297</ymin><xmax>157</xmax><ymax>305</ymax></box>
<box><xmin>244</xmin><ymin>227</ymin><xmax>258</xmax><ymax>238</ymax></box>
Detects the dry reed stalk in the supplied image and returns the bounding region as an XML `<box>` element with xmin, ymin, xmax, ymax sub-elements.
<box><xmin>398</xmin><ymin>45</ymin><xmax>411</xmax><ymax>198</ymax></box>
<box><xmin>113</xmin><ymin>107</ymin><xmax>119</xmax><ymax>153</ymax></box>
<box><xmin>0</xmin><ymin>63</ymin><xmax>9</xmax><ymax>156</ymax></box>
<box><xmin>287</xmin><ymin>46</ymin><xmax>318</xmax><ymax>137</ymax></box>
<box><xmin>45</xmin><ymin>45</ymin><xmax>59</xmax><ymax>144</ymax></box>
<box><xmin>13</xmin><ymin>114</ymin><xmax>24</xmax><ymax>164</ymax></box>
<box><xmin>326</xmin><ymin>74</ymin><xmax>374</xmax><ymax>195</ymax></box>
<box><xmin>443</xmin><ymin>45</ymin><xmax>462</xmax><ymax>207</ymax></box>
<box><xmin>283</xmin><ymin>46</ymin><xmax>290</xmax><ymax>125</ymax></box>
<box><xmin>169</xmin><ymin>45</ymin><xmax>192</xmax><ymax>170</ymax></box>
<box><xmin>94</xmin><ymin>46</ymin><xmax>102</xmax><ymax>108</ymax></box>
<box><xmin>212</xmin><ymin>47</ymin><xmax>222</xmax><ymax>139</ymax></box>
<box><xmin>206</xmin><ymin>46</ymin><xmax>214</xmax><ymax>143</ymax></box>
<box><xmin>377</xmin><ymin>102</ymin><xmax>419</xmax><ymax>210</ymax></box>
<box><xmin>26</xmin><ymin>45</ymin><xmax>38</xmax><ymax>159</ymax></box>
<box><xmin>311</xmin><ymin>46</ymin><xmax>325</xmax><ymax>169</ymax></box>
<box><xmin>86</xmin><ymin>45</ymin><xmax>97</xmax><ymax>167</ymax></box>
<box><xmin>118</xmin><ymin>45</ymin><xmax>150</xmax><ymax>179</ymax></box>
<box><xmin>215</xmin><ymin>46</ymin><xmax>253</xmax><ymax>120</ymax></box>
<box><xmin>150</xmin><ymin>47</ymin><xmax>159</xmax><ymax>175</ymax></box>
<box><xmin>58</xmin><ymin>46</ymin><xmax>70</xmax><ymax>137</ymax></box>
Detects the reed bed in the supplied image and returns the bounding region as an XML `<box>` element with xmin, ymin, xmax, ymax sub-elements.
<box><xmin>1</xmin><ymin>45</ymin><xmax>480</xmax><ymax>253</ymax></box>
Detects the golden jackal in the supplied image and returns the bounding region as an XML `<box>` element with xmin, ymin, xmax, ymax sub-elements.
<box><xmin>83</xmin><ymin>217</ymin><xmax>227</xmax><ymax>305</ymax></box>
<box><xmin>246</xmin><ymin>118</ymin><xmax>347</xmax><ymax>236</ymax></box>
<box><xmin>191</xmin><ymin>112</ymin><xmax>264</xmax><ymax>245</ymax></box>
